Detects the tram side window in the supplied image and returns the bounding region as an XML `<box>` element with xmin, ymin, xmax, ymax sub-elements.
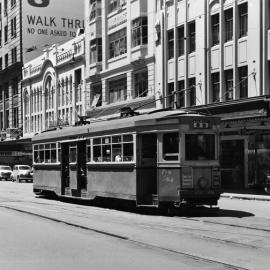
<box><xmin>92</xmin><ymin>134</ymin><xmax>134</xmax><ymax>162</ymax></box>
<box><xmin>33</xmin><ymin>144</ymin><xmax>58</xmax><ymax>164</ymax></box>
<box><xmin>123</xmin><ymin>135</ymin><xmax>133</xmax><ymax>161</ymax></box>
<box><xmin>102</xmin><ymin>137</ymin><xmax>111</xmax><ymax>162</ymax></box>
<box><xmin>163</xmin><ymin>133</ymin><xmax>179</xmax><ymax>161</ymax></box>
<box><xmin>185</xmin><ymin>134</ymin><xmax>215</xmax><ymax>160</ymax></box>
<box><xmin>93</xmin><ymin>138</ymin><xmax>102</xmax><ymax>162</ymax></box>
<box><xmin>69</xmin><ymin>144</ymin><xmax>77</xmax><ymax>163</ymax></box>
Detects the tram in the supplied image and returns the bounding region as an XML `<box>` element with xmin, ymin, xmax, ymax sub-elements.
<box><xmin>32</xmin><ymin>110</ymin><xmax>221</xmax><ymax>208</ymax></box>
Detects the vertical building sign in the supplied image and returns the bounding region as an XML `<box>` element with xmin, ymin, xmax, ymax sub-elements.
<box><xmin>22</xmin><ymin>0</ymin><xmax>84</xmax><ymax>62</ymax></box>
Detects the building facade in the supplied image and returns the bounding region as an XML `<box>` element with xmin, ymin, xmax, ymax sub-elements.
<box><xmin>0</xmin><ymin>0</ymin><xmax>84</xmax><ymax>165</ymax></box>
<box><xmin>157</xmin><ymin>0</ymin><xmax>270</xmax><ymax>190</ymax></box>
<box><xmin>83</xmin><ymin>0</ymin><xmax>270</xmax><ymax>191</ymax></box>
<box><xmin>22</xmin><ymin>35</ymin><xmax>85</xmax><ymax>136</ymax></box>
<box><xmin>84</xmin><ymin>0</ymin><xmax>161</xmax><ymax>119</ymax></box>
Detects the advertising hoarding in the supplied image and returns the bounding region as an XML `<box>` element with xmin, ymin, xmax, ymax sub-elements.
<box><xmin>22</xmin><ymin>0</ymin><xmax>84</xmax><ymax>63</ymax></box>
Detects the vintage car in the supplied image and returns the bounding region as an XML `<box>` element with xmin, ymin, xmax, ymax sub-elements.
<box><xmin>11</xmin><ymin>165</ymin><xmax>33</xmax><ymax>183</ymax></box>
<box><xmin>0</xmin><ymin>165</ymin><xmax>12</xmax><ymax>181</ymax></box>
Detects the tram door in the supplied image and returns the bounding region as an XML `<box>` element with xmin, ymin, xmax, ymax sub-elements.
<box><xmin>137</xmin><ymin>134</ymin><xmax>158</xmax><ymax>205</ymax></box>
<box><xmin>61</xmin><ymin>143</ymin><xmax>70</xmax><ymax>195</ymax></box>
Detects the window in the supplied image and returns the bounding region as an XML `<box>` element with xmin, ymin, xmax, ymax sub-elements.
<box><xmin>108</xmin><ymin>76</ymin><xmax>127</xmax><ymax>103</ymax></box>
<box><xmin>90</xmin><ymin>38</ymin><xmax>102</xmax><ymax>64</ymax></box>
<box><xmin>4</xmin><ymin>0</ymin><xmax>7</xmax><ymax>16</ymax></box>
<box><xmin>167</xmin><ymin>82</ymin><xmax>174</xmax><ymax>108</ymax></box>
<box><xmin>92</xmin><ymin>134</ymin><xmax>134</xmax><ymax>163</ymax></box>
<box><xmin>225</xmin><ymin>8</ymin><xmax>233</xmax><ymax>42</ymax></box>
<box><xmin>178</xmin><ymin>26</ymin><xmax>185</xmax><ymax>57</ymax></box>
<box><xmin>211</xmin><ymin>14</ymin><xmax>219</xmax><ymax>46</ymax></box>
<box><xmin>239</xmin><ymin>3</ymin><xmax>248</xmax><ymax>37</ymax></box>
<box><xmin>108</xmin><ymin>0</ymin><xmax>126</xmax><ymax>13</ymax></box>
<box><xmin>89</xmin><ymin>0</ymin><xmax>101</xmax><ymax>21</ymax></box>
<box><xmin>33</xmin><ymin>143</ymin><xmax>59</xmax><ymax>164</ymax></box>
<box><xmin>11</xmin><ymin>47</ymin><xmax>17</xmax><ymax>64</ymax></box>
<box><xmin>11</xmin><ymin>16</ymin><xmax>16</xmax><ymax>38</ymax></box>
<box><xmin>176</xmin><ymin>80</ymin><xmax>185</xmax><ymax>108</ymax></box>
<box><xmin>167</xmin><ymin>29</ymin><xmax>174</xmax><ymax>59</ymax></box>
<box><xmin>11</xmin><ymin>0</ymin><xmax>16</xmax><ymax>8</ymax></box>
<box><xmin>91</xmin><ymin>83</ymin><xmax>102</xmax><ymax>107</ymax></box>
<box><xmin>239</xmin><ymin>66</ymin><xmax>248</xmax><ymax>98</ymax></box>
<box><xmin>188</xmin><ymin>78</ymin><xmax>196</xmax><ymax>106</ymax></box>
<box><xmin>12</xmin><ymin>78</ymin><xmax>18</xmax><ymax>95</ymax></box>
<box><xmin>134</xmin><ymin>69</ymin><xmax>148</xmax><ymax>98</ymax></box>
<box><xmin>75</xmin><ymin>68</ymin><xmax>82</xmax><ymax>102</ymax></box>
<box><xmin>188</xmin><ymin>21</ymin><xmax>195</xmax><ymax>53</ymax></box>
<box><xmin>4</xmin><ymin>25</ymin><xmax>8</xmax><ymax>43</ymax></box>
<box><xmin>131</xmin><ymin>17</ymin><xmax>148</xmax><ymax>47</ymax></box>
<box><xmin>163</xmin><ymin>133</ymin><xmax>179</xmax><ymax>161</ymax></box>
<box><xmin>225</xmin><ymin>69</ymin><xmax>233</xmax><ymax>100</ymax></box>
<box><xmin>109</xmin><ymin>28</ymin><xmax>127</xmax><ymax>59</ymax></box>
<box><xmin>13</xmin><ymin>107</ymin><xmax>19</xmax><ymax>128</ymax></box>
<box><xmin>212</xmin><ymin>73</ymin><xmax>220</xmax><ymax>102</ymax></box>
<box><xmin>185</xmin><ymin>134</ymin><xmax>215</xmax><ymax>161</ymax></box>
<box><xmin>69</xmin><ymin>143</ymin><xmax>77</xmax><ymax>163</ymax></box>
<box><xmin>5</xmin><ymin>53</ymin><xmax>8</xmax><ymax>68</ymax></box>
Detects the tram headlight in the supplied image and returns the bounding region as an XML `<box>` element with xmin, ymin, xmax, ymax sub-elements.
<box><xmin>198</xmin><ymin>177</ymin><xmax>209</xmax><ymax>190</ymax></box>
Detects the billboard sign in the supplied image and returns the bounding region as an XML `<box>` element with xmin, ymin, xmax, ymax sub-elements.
<box><xmin>22</xmin><ymin>0</ymin><xmax>84</xmax><ymax>63</ymax></box>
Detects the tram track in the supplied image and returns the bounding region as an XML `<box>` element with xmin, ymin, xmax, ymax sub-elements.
<box><xmin>0</xmin><ymin>204</ymin><xmax>249</xmax><ymax>270</ymax></box>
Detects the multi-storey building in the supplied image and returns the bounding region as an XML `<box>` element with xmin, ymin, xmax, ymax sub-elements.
<box><xmin>83</xmin><ymin>0</ymin><xmax>270</xmax><ymax>191</ymax></box>
<box><xmin>22</xmin><ymin>35</ymin><xmax>85</xmax><ymax>136</ymax></box>
<box><xmin>84</xmin><ymin>0</ymin><xmax>161</xmax><ymax>119</ymax></box>
<box><xmin>0</xmin><ymin>0</ymin><xmax>84</xmax><ymax>165</ymax></box>
<box><xmin>157</xmin><ymin>0</ymin><xmax>270</xmax><ymax>190</ymax></box>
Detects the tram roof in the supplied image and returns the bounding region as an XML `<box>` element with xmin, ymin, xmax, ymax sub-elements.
<box><xmin>32</xmin><ymin>110</ymin><xmax>220</xmax><ymax>143</ymax></box>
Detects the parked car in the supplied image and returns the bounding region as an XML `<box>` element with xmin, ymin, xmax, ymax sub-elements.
<box><xmin>12</xmin><ymin>165</ymin><xmax>33</xmax><ymax>183</ymax></box>
<box><xmin>0</xmin><ymin>165</ymin><xmax>12</xmax><ymax>181</ymax></box>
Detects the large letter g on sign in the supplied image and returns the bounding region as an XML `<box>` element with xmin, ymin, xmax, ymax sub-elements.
<box><xmin>28</xmin><ymin>0</ymin><xmax>50</xmax><ymax>7</ymax></box>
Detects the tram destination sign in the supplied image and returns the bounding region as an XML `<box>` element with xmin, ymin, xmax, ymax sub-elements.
<box><xmin>191</xmin><ymin>120</ymin><xmax>210</xmax><ymax>129</ymax></box>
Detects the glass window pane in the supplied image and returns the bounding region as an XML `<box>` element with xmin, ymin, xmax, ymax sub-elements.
<box><xmin>93</xmin><ymin>138</ymin><xmax>101</xmax><ymax>144</ymax></box>
<box><xmin>51</xmin><ymin>149</ymin><xmax>57</xmax><ymax>163</ymax></box>
<box><xmin>112</xmin><ymin>136</ymin><xmax>122</xmax><ymax>143</ymax></box>
<box><xmin>185</xmin><ymin>134</ymin><xmax>215</xmax><ymax>160</ymax></box>
<box><xmin>112</xmin><ymin>144</ymin><xmax>122</xmax><ymax>161</ymax></box>
<box><xmin>69</xmin><ymin>146</ymin><xmax>77</xmax><ymax>163</ymax></box>
<box><xmin>123</xmin><ymin>143</ymin><xmax>133</xmax><ymax>161</ymax></box>
<box><xmin>102</xmin><ymin>144</ymin><xmax>111</xmax><ymax>162</ymax></box>
<box><xmin>163</xmin><ymin>133</ymin><xmax>179</xmax><ymax>161</ymax></box>
<box><xmin>123</xmin><ymin>134</ymin><xmax>133</xmax><ymax>142</ymax></box>
<box><xmin>93</xmin><ymin>145</ymin><xmax>101</xmax><ymax>162</ymax></box>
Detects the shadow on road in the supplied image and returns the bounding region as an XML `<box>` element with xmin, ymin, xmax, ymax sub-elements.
<box><xmin>36</xmin><ymin>195</ymin><xmax>254</xmax><ymax>218</ymax></box>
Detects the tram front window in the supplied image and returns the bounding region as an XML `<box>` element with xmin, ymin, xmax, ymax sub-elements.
<box><xmin>185</xmin><ymin>134</ymin><xmax>215</xmax><ymax>161</ymax></box>
<box><xmin>163</xmin><ymin>132</ymin><xmax>179</xmax><ymax>161</ymax></box>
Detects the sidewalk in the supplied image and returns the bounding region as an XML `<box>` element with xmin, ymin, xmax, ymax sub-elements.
<box><xmin>221</xmin><ymin>189</ymin><xmax>270</xmax><ymax>201</ymax></box>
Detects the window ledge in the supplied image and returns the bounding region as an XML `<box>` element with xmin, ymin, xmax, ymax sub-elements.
<box><xmin>89</xmin><ymin>16</ymin><xmax>101</xmax><ymax>25</ymax></box>
<box><xmin>131</xmin><ymin>44</ymin><xmax>148</xmax><ymax>53</ymax></box>
<box><xmin>108</xmin><ymin>54</ymin><xmax>127</xmax><ymax>64</ymax></box>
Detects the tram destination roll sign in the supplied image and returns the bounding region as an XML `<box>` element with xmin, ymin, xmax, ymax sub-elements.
<box><xmin>22</xmin><ymin>0</ymin><xmax>84</xmax><ymax>62</ymax></box>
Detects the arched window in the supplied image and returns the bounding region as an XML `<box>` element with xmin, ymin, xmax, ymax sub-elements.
<box><xmin>45</xmin><ymin>76</ymin><xmax>53</xmax><ymax>110</ymax></box>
